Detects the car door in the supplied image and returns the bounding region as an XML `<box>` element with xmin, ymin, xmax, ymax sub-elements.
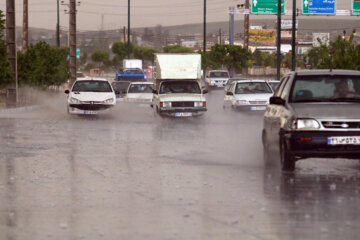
<box><xmin>224</xmin><ymin>82</ymin><xmax>236</xmax><ymax>107</ymax></box>
<box><xmin>271</xmin><ymin>75</ymin><xmax>293</xmax><ymax>146</ymax></box>
<box><xmin>264</xmin><ymin>76</ymin><xmax>289</xmax><ymax>143</ymax></box>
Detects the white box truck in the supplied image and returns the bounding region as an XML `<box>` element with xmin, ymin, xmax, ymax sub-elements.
<box><xmin>152</xmin><ymin>53</ymin><xmax>208</xmax><ymax>117</ymax></box>
<box><xmin>123</xmin><ymin>59</ymin><xmax>142</xmax><ymax>70</ymax></box>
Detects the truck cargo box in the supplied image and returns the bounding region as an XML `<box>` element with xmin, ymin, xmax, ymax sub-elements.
<box><xmin>154</xmin><ymin>53</ymin><xmax>201</xmax><ymax>80</ymax></box>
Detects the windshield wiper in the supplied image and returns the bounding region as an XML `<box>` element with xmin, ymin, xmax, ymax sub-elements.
<box><xmin>329</xmin><ymin>97</ymin><xmax>360</xmax><ymax>103</ymax></box>
<box><xmin>292</xmin><ymin>98</ymin><xmax>328</xmax><ymax>103</ymax></box>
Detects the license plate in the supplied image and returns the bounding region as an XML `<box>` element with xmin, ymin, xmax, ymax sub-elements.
<box><xmin>327</xmin><ymin>136</ymin><xmax>360</xmax><ymax>145</ymax></box>
<box><xmin>175</xmin><ymin>112</ymin><xmax>192</xmax><ymax>117</ymax></box>
<box><xmin>84</xmin><ymin>110</ymin><xmax>98</xmax><ymax>115</ymax></box>
<box><xmin>250</xmin><ymin>106</ymin><xmax>266</xmax><ymax>111</ymax></box>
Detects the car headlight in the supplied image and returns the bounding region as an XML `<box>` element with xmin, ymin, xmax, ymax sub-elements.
<box><xmin>103</xmin><ymin>98</ymin><xmax>114</xmax><ymax>104</ymax></box>
<box><xmin>70</xmin><ymin>97</ymin><xmax>80</xmax><ymax>104</ymax></box>
<box><xmin>292</xmin><ymin>119</ymin><xmax>320</xmax><ymax>130</ymax></box>
<box><xmin>160</xmin><ymin>102</ymin><xmax>171</xmax><ymax>108</ymax></box>
<box><xmin>194</xmin><ymin>101</ymin><xmax>206</xmax><ymax>107</ymax></box>
<box><xmin>236</xmin><ymin>100</ymin><xmax>248</xmax><ymax>105</ymax></box>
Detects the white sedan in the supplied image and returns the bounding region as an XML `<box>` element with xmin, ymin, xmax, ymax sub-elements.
<box><xmin>124</xmin><ymin>82</ymin><xmax>154</xmax><ymax>103</ymax></box>
<box><xmin>223</xmin><ymin>80</ymin><xmax>274</xmax><ymax>111</ymax></box>
<box><xmin>65</xmin><ymin>77</ymin><xmax>117</xmax><ymax>115</ymax></box>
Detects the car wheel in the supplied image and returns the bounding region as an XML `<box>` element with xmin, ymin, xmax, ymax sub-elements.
<box><xmin>280</xmin><ymin>138</ymin><xmax>295</xmax><ymax>172</ymax></box>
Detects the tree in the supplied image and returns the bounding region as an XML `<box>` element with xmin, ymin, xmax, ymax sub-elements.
<box><xmin>91</xmin><ymin>50</ymin><xmax>109</xmax><ymax>68</ymax></box>
<box><xmin>112</xmin><ymin>42</ymin><xmax>134</xmax><ymax>60</ymax></box>
<box><xmin>17</xmin><ymin>41</ymin><xmax>69</xmax><ymax>88</ymax></box>
<box><xmin>133</xmin><ymin>46</ymin><xmax>157</xmax><ymax>62</ymax></box>
<box><xmin>163</xmin><ymin>45</ymin><xmax>194</xmax><ymax>53</ymax></box>
<box><xmin>307</xmin><ymin>30</ymin><xmax>360</xmax><ymax>70</ymax></box>
<box><xmin>208</xmin><ymin>44</ymin><xmax>251</xmax><ymax>73</ymax></box>
<box><xmin>0</xmin><ymin>10</ymin><xmax>13</xmax><ymax>88</ymax></box>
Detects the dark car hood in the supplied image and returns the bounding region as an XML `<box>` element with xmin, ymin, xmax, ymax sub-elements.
<box><xmin>290</xmin><ymin>103</ymin><xmax>360</xmax><ymax>119</ymax></box>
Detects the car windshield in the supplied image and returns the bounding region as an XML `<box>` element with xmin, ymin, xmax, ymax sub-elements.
<box><xmin>210</xmin><ymin>71</ymin><xmax>229</xmax><ymax>78</ymax></box>
<box><xmin>226</xmin><ymin>78</ymin><xmax>245</xmax><ymax>86</ymax></box>
<box><xmin>128</xmin><ymin>84</ymin><xmax>153</xmax><ymax>93</ymax></box>
<box><xmin>123</xmin><ymin>69</ymin><xmax>143</xmax><ymax>74</ymax></box>
<box><xmin>111</xmin><ymin>81</ymin><xmax>130</xmax><ymax>91</ymax></box>
<box><xmin>235</xmin><ymin>82</ymin><xmax>272</xmax><ymax>94</ymax></box>
<box><xmin>160</xmin><ymin>81</ymin><xmax>201</xmax><ymax>94</ymax></box>
<box><xmin>290</xmin><ymin>75</ymin><xmax>360</xmax><ymax>103</ymax></box>
<box><xmin>72</xmin><ymin>80</ymin><xmax>112</xmax><ymax>92</ymax></box>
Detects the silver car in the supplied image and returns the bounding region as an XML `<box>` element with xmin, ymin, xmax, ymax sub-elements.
<box><xmin>263</xmin><ymin>70</ymin><xmax>360</xmax><ymax>171</ymax></box>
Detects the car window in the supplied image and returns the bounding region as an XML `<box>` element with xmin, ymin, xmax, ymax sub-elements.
<box><xmin>111</xmin><ymin>82</ymin><xmax>130</xmax><ymax>91</ymax></box>
<box><xmin>160</xmin><ymin>81</ymin><xmax>201</xmax><ymax>94</ymax></box>
<box><xmin>72</xmin><ymin>80</ymin><xmax>112</xmax><ymax>92</ymax></box>
<box><xmin>210</xmin><ymin>72</ymin><xmax>229</xmax><ymax>78</ymax></box>
<box><xmin>269</xmin><ymin>82</ymin><xmax>280</xmax><ymax>91</ymax></box>
<box><xmin>290</xmin><ymin>75</ymin><xmax>360</xmax><ymax>102</ymax></box>
<box><xmin>235</xmin><ymin>82</ymin><xmax>272</xmax><ymax>94</ymax></box>
<box><xmin>128</xmin><ymin>84</ymin><xmax>153</xmax><ymax>93</ymax></box>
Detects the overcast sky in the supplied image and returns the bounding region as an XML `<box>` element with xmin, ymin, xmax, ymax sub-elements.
<box><xmin>0</xmin><ymin>0</ymin><xmax>354</xmax><ymax>31</ymax></box>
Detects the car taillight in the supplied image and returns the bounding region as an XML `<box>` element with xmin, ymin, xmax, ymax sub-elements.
<box><xmin>160</xmin><ymin>102</ymin><xmax>163</xmax><ymax>108</ymax></box>
<box><xmin>203</xmin><ymin>102</ymin><xmax>206</xmax><ymax>107</ymax></box>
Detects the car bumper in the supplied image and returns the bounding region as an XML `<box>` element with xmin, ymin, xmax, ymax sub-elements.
<box><xmin>159</xmin><ymin>107</ymin><xmax>207</xmax><ymax>117</ymax></box>
<box><xmin>235</xmin><ymin>105</ymin><xmax>267</xmax><ymax>111</ymax></box>
<box><xmin>68</xmin><ymin>104</ymin><xmax>114</xmax><ymax>114</ymax></box>
<box><xmin>283</xmin><ymin>131</ymin><xmax>360</xmax><ymax>159</ymax></box>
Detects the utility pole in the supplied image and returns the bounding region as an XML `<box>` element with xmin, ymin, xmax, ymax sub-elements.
<box><xmin>244</xmin><ymin>0</ymin><xmax>250</xmax><ymax>50</ymax></box>
<box><xmin>6</xmin><ymin>0</ymin><xmax>18</xmax><ymax>103</ymax></box>
<box><xmin>219</xmin><ymin>28</ymin><xmax>222</xmax><ymax>44</ymax></box>
<box><xmin>291</xmin><ymin>0</ymin><xmax>296</xmax><ymax>71</ymax></box>
<box><xmin>276</xmin><ymin>0</ymin><xmax>282</xmax><ymax>80</ymax></box>
<box><xmin>229</xmin><ymin>8</ymin><xmax>234</xmax><ymax>45</ymax></box>
<box><xmin>127</xmin><ymin>0</ymin><xmax>130</xmax><ymax>59</ymax></box>
<box><xmin>69</xmin><ymin>0</ymin><xmax>77</xmax><ymax>87</ymax></box>
<box><xmin>203</xmin><ymin>0</ymin><xmax>206</xmax><ymax>53</ymax></box>
<box><xmin>57</xmin><ymin>0</ymin><xmax>60</xmax><ymax>47</ymax></box>
<box><xmin>23</xmin><ymin>0</ymin><xmax>28</xmax><ymax>51</ymax></box>
<box><xmin>123</xmin><ymin>26</ymin><xmax>126</xmax><ymax>42</ymax></box>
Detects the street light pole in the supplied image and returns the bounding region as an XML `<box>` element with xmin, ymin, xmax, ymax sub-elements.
<box><xmin>127</xmin><ymin>0</ymin><xmax>130</xmax><ymax>59</ymax></box>
<box><xmin>276</xmin><ymin>0</ymin><xmax>282</xmax><ymax>80</ymax></box>
<box><xmin>291</xmin><ymin>0</ymin><xmax>296</xmax><ymax>71</ymax></box>
<box><xmin>203</xmin><ymin>0</ymin><xmax>206</xmax><ymax>53</ymax></box>
<box><xmin>57</xmin><ymin>0</ymin><xmax>60</xmax><ymax>47</ymax></box>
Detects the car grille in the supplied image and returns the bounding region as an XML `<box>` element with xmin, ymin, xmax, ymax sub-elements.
<box><xmin>322</xmin><ymin>121</ymin><xmax>360</xmax><ymax>129</ymax></box>
<box><xmin>172</xmin><ymin>101</ymin><xmax>194</xmax><ymax>107</ymax></box>
<box><xmin>70</xmin><ymin>104</ymin><xmax>111</xmax><ymax>110</ymax></box>
<box><xmin>249</xmin><ymin>101</ymin><xmax>267</xmax><ymax>105</ymax></box>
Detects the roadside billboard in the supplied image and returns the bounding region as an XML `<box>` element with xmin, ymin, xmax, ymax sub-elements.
<box><xmin>303</xmin><ymin>0</ymin><xmax>336</xmax><ymax>15</ymax></box>
<box><xmin>249</xmin><ymin>29</ymin><xmax>276</xmax><ymax>45</ymax></box>
<box><xmin>312</xmin><ymin>33</ymin><xmax>330</xmax><ymax>47</ymax></box>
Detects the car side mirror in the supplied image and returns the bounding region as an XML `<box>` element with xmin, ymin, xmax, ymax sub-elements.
<box><xmin>269</xmin><ymin>96</ymin><xmax>285</xmax><ymax>106</ymax></box>
<box><xmin>226</xmin><ymin>91</ymin><xmax>233</xmax><ymax>96</ymax></box>
<box><xmin>64</xmin><ymin>90</ymin><xmax>70</xmax><ymax>94</ymax></box>
<box><xmin>115</xmin><ymin>90</ymin><xmax>120</xmax><ymax>95</ymax></box>
<box><xmin>206</xmin><ymin>75</ymin><xmax>209</xmax><ymax>78</ymax></box>
<box><xmin>202</xmin><ymin>89</ymin><xmax>208</xmax><ymax>94</ymax></box>
<box><xmin>152</xmin><ymin>89</ymin><xmax>158</xmax><ymax>94</ymax></box>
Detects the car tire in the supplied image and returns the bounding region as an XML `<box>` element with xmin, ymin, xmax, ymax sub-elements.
<box><xmin>280</xmin><ymin>138</ymin><xmax>295</xmax><ymax>172</ymax></box>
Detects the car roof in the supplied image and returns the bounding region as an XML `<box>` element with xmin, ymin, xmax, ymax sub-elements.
<box><xmin>209</xmin><ymin>70</ymin><xmax>228</xmax><ymax>72</ymax></box>
<box><xmin>129</xmin><ymin>82</ymin><xmax>153</xmax><ymax>85</ymax></box>
<box><xmin>266</xmin><ymin>80</ymin><xmax>280</xmax><ymax>82</ymax></box>
<box><xmin>294</xmin><ymin>69</ymin><xmax>360</xmax><ymax>76</ymax></box>
<box><xmin>235</xmin><ymin>79</ymin><xmax>268</xmax><ymax>83</ymax></box>
<box><xmin>76</xmin><ymin>77</ymin><xmax>108</xmax><ymax>82</ymax></box>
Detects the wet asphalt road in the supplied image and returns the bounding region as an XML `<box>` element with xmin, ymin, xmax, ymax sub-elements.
<box><xmin>0</xmin><ymin>89</ymin><xmax>360</xmax><ymax>240</ymax></box>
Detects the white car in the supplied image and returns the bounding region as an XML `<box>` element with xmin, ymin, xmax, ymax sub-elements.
<box><xmin>124</xmin><ymin>82</ymin><xmax>154</xmax><ymax>103</ymax></box>
<box><xmin>206</xmin><ymin>70</ymin><xmax>230</xmax><ymax>88</ymax></box>
<box><xmin>223</xmin><ymin>80</ymin><xmax>274</xmax><ymax>111</ymax></box>
<box><xmin>65</xmin><ymin>77</ymin><xmax>117</xmax><ymax>115</ymax></box>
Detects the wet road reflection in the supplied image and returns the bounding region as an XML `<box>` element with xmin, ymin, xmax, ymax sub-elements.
<box><xmin>0</xmin><ymin>90</ymin><xmax>359</xmax><ymax>240</ymax></box>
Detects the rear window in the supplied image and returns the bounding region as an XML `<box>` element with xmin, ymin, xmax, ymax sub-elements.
<box><xmin>128</xmin><ymin>84</ymin><xmax>153</xmax><ymax>93</ymax></box>
<box><xmin>235</xmin><ymin>82</ymin><xmax>272</xmax><ymax>94</ymax></box>
<box><xmin>72</xmin><ymin>80</ymin><xmax>112</xmax><ymax>92</ymax></box>
<box><xmin>210</xmin><ymin>72</ymin><xmax>229</xmax><ymax>78</ymax></box>
<box><xmin>290</xmin><ymin>75</ymin><xmax>360</xmax><ymax>102</ymax></box>
<box><xmin>111</xmin><ymin>81</ymin><xmax>130</xmax><ymax>91</ymax></box>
